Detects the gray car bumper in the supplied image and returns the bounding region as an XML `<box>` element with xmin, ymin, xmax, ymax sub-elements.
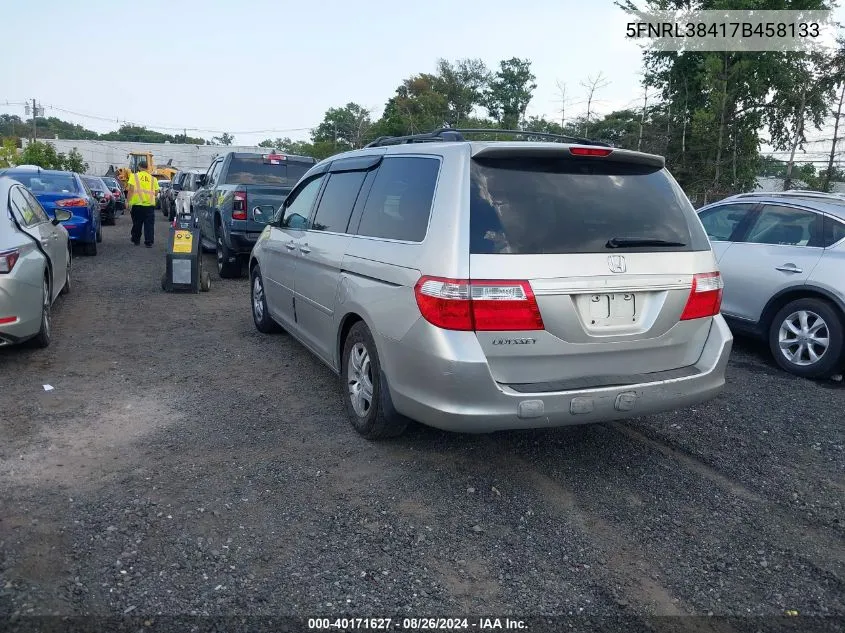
<box><xmin>381</xmin><ymin>315</ymin><xmax>734</xmax><ymax>433</ymax></box>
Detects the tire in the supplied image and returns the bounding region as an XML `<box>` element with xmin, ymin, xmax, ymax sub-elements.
<box><xmin>96</xmin><ymin>226</ymin><xmax>102</xmax><ymax>243</ymax></box>
<box><xmin>250</xmin><ymin>266</ymin><xmax>279</xmax><ymax>333</ymax></box>
<box><xmin>60</xmin><ymin>248</ymin><xmax>71</xmax><ymax>295</ymax></box>
<box><xmin>769</xmin><ymin>298</ymin><xmax>845</xmax><ymax>378</ymax></box>
<box><xmin>29</xmin><ymin>275</ymin><xmax>52</xmax><ymax>349</ymax></box>
<box><xmin>340</xmin><ymin>321</ymin><xmax>409</xmax><ymax>440</ymax></box>
<box><xmin>83</xmin><ymin>240</ymin><xmax>97</xmax><ymax>256</ymax></box>
<box><xmin>105</xmin><ymin>210</ymin><xmax>116</xmax><ymax>226</ymax></box>
<box><xmin>200</xmin><ymin>271</ymin><xmax>211</xmax><ymax>292</ymax></box>
<box><xmin>215</xmin><ymin>223</ymin><xmax>241</xmax><ymax>279</ymax></box>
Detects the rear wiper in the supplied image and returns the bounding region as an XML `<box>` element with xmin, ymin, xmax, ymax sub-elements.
<box><xmin>606</xmin><ymin>237</ymin><xmax>686</xmax><ymax>249</ymax></box>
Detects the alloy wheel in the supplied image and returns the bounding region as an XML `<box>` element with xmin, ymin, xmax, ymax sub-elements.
<box><xmin>778</xmin><ymin>310</ymin><xmax>830</xmax><ymax>367</ymax></box>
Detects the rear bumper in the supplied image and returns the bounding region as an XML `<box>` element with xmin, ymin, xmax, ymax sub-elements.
<box><xmin>380</xmin><ymin>315</ymin><xmax>733</xmax><ymax>433</ymax></box>
<box><xmin>0</xmin><ymin>280</ymin><xmax>42</xmax><ymax>346</ymax></box>
<box><xmin>63</xmin><ymin>218</ymin><xmax>95</xmax><ymax>242</ymax></box>
<box><xmin>228</xmin><ymin>230</ymin><xmax>259</xmax><ymax>255</ymax></box>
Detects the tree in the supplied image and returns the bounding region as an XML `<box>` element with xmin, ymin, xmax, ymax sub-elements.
<box><xmin>64</xmin><ymin>148</ymin><xmax>88</xmax><ymax>173</ymax></box>
<box><xmin>377</xmin><ymin>74</ymin><xmax>450</xmax><ymax>137</ymax></box>
<box><xmin>18</xmin><ymin>141</ymin><xmax>63</xmax><ymax>169</ymax></box>
<box><xmin>483</xmin><ymin>58</ymin><xmax>537</xmax><ymax>130</ymax></box>
<box><xmin>580</xmin><ymin>72</ymin><xmax>610</xmax><ymax>137</ymax></box>
<box><xmin>0</xmin><ymin>138</ymin><xmax>18</xmax><ymax>168</ymax></box>
<box><xmin>433</xmin><ymin>58</ymin><xmax>491</xmax><ymax>127</ymax></box>
<box><xmin>312</xmin><ymin>103</ymin><xmax>374</xmax><ymax>150</ymax></box>
<box><xmin>211</xmin><ymin>132</ymin><xmax>235</xmax><ymax>146</ymax></box>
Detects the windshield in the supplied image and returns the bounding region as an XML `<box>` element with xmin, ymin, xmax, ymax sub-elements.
<box><xmin>7</xmin><ymin>172</ymin><xmax>79</xmax><ymax>194</ymax></box>
<box><xmin>102</xmin><ymin>178</ymin><xmax>119</xmax><ymax>189</ymax></box>
<box><xmin>224</xmin><ymin>156</ymin><xmax>311</xmax><ymax>186</ymax></box>
<box><xmin>84</xmin><ymin>178</ymin><xmax>105</xmax><ymax>192</ymax></box>
<box><xmin>469</xmin><ymin>157</ymin><xmax>709</xmax><ymax>254</ymax></box>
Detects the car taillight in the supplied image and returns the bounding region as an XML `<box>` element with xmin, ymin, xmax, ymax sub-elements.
<box><xmin>112</xmin><ymin>189</ymin><xmax>121</xmax><ymax>197</ymax></box>
<box><xmin>414</xmin><ymin>277</ymin><xmax>545</xmax><ymax>331</ymax></box>
<box><xmin>0</xmin><ymin>249</ymin><xmax>20</xmax><ymax>274</ymax></box>
<box><xmin>56</xmin><ymin>198</ymin><xmax>87</xmax><ymax>207</ymax></box>
<box><xmin>232</xmin><ymin>191</ymin><xmax>247</xmax><ymax>220</ymax></box>
<box><xmin>569</xmin><ymin>147</ymin><xmax>613</xmax><ymax>157</ymax></box>
<box><xmin>680</xmin><ymin>272</ymin><xmax>724</xmax><ymax>320</ymax></box>
<box><xmin>0</xmin><ymin>316</ymin><xmax>18</xmax><ymax>325</ymax></box>
<box><xmin>104</xmin><ymin>192</ymin><xmax>112</xmax><ymax>200</ymax></box>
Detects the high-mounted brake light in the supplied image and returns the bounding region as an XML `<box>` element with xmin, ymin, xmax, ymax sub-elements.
<box><xmin>0</xmin><ymin>249</ymin><xmax>20</xmax><ymax>274</ymax></box>
<box><xmin>232</xmin><ymin>190</ymin><xmax>248</xmax><ymax>220</ymax></box>
<box><xmin>263</xmin><ymin>154</ymin><xmax>286</xmax><ymax>164</ymax></box>
<box><xmin>569</xmin><ymin>147</ymin><xmax>613</xmax><ymax>157</ymax></box>
<box><xmin>414</xmin><ymin>277</ymin><xmax>545</xmax><ymax>331</ymax></box>
<box><xmin>680</xmin><ymin>272</ymin><xmax>724</xmax><ymax>320</ymax></box>
<box><xmin>56</xmin><ymin>198</ymin><xmax>87</xmax><ymax>207</ymax></box>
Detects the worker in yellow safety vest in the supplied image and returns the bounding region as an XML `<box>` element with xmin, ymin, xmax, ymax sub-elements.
<box><xmin>126</xmin><ymin>156</ymin><xmax>160</xmax><ymax>248</ymax></box>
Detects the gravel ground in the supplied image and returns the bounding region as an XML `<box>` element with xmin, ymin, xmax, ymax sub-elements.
<box><xmin>0</xmin><ymin>213</ymin><xmax>843</xmax><ymax>632</ymax></box>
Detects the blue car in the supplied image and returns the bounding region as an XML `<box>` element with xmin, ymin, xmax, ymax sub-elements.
<box><xmin>0</xmin><ymin>167</ymin><xmax>101</xmax><ymax>256</ymax></box>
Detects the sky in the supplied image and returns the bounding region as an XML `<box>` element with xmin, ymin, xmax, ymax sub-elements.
<box><xmin>1</xmin><ymin>0</ymin><xmax>843</xmax><ymax>150</ymax></box>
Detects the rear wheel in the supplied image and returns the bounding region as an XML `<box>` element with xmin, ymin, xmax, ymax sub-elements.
<box><xmin>96</xmin><ymin>226</ymin><xmax>102</xmax><ymax>242</ymax></box>
<box><xmin>83</xmin><ymin>240</ymin><xmax>97</xmax><ymax>256</ymax></box>
<box><xmin>251</xmin><ymin>267</ymin><xmax>279</xmax><ymax>333</ymax></box>
<box><xmin>29</xmin><ymin>276</ymin><xmax>52</xmax><ymax>349</ymax></box>
<box><xmin>769</xmin><ymin>298</ymin><xmax>844</xmax><ymax>378</ymax></box>
<box><xmin>216</xmin><ymin>223</ymin><xmax>241</xmax><ymax>279</ymax></box>
<box><xmin>341</xmin><ymin>322</ymin><xmax>409</xmax><ymax>440</ymax></box>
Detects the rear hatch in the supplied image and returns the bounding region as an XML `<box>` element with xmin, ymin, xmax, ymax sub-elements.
<box><xmin>465</xmin><ymin>145</ymin><xmax>719</xmax><ymax>389</ymax></box>
<box><xmin>225</xmin><ymin>154</ymin><xmax>313</xmax><ymax>232</ymax></box>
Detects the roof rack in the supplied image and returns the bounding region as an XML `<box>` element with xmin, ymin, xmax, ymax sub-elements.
<box><xmin>364</xmin><ymin>128</ymin><xmax>612</xmax><ymax>148</ymax></box>
<box><xmin>735</xmin><ymin>190</ymin><xmax>845</xmax><ymax>201</ymax></box>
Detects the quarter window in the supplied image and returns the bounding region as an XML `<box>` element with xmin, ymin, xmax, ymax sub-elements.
<box><xmin>282</xmin><ymin>175</ymin><xmax>324</xmax><ymax>229</ymax></box>
<box><xmin>823</xmin><ymin>216</ymin><xmax>845</xmax><ymax>247</ymax></box>
<box><xmin>355</xmin><ymin>157</ymin><xmax>439</xmax><ymax>242</ymax></box>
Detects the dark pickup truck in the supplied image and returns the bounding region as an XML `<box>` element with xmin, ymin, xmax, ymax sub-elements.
<box><xmin>193</xmin><ymin>151</ymin><xmax>316</xmax><ymax>278</ymax></box>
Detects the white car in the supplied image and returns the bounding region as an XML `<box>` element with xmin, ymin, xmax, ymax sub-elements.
<box><xmin>175</xmin><ymin>170</ymin><xmax>204</xmax><ymax>217</ymax></box>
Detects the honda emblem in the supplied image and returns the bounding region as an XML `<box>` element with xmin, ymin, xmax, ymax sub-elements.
<box><xmin>607</xmin><ymin>255</ymin><xmax>626</xmax><ymax>273</ymax></box>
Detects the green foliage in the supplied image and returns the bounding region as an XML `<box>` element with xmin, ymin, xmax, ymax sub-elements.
<box><xmin>63</xmin><ymin>148</ymin><xmax>88</xmax><ymax>173</ymax></box>
<box><xmin>758</xmin><ymin>156</ymin><xmax>788</xmax><ymax>178</ymax></box>
<box><xmin>211</xmin><ymin>132</ymin><xmax>235</xmax><ymax>146</ymax></box>
<box><xmin>0</xmin><ymin>137</ymin><xmax>18</xmax><ymax>168</ymax></box>
<box><xmin>311</xmin><ymin>103</ymin><xmax>373</xmax><ymax>151</ymax></box>
<box><xmin>433</xmin><ymin>58</ymin><xmax>491</xmax><ymax>127</ymax></box>
<box><xmin>15</xmin><ymin>141</ymin><xmax>89</xmax><ymax>172</ymax></box>
<box><xmin>99</xmin><ymin>124</ymin><xmax>206</xmax><ymax>144</ymax></box>
<box><xmin>483</xmin><ymin>58</ymin><xmax>537</xmax><ymax>130</ymax></box>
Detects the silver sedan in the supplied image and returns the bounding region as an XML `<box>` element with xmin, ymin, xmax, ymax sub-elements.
<box><xmin>0</xmin><ymin>176</ymin><xmax>72</xmax><ymax>348</ymax></box>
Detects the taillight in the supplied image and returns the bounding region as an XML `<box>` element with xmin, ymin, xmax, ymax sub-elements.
<box><xmin>680</xmin><ymin>272</ymin><xmax>724</xmax><ymax>320</ymax></box>
<box><xmin>569</xmin><ymin>147</ymin><xmax>613</xmax><ymax>157</ymax></box>
<box><xmin>0</xmin><ymin>249</ymin><xmax>20</xmax><ymax>274</ymax></box>
<box><xmin>112</xmin><ymin>189</ymin><xmax>121</xmax><ymax>197</ymax></box>
<box><xmin>232</xmin><ymin>191</ymin><xmax>247</xmax><ymax>220</ymax></box>
<box><xmin>56</xmin><ymin>198</ymin><xmax>87</xmax><ymax>207</ymax></box>
<box><xmin>414</xmin><ymin>277</ymin><xmax>544</xmax><ymax>331</ymax></box>
<box><xmin>0</xmin><ymin>316</ymin><xmax>18</xmax><ymax>325</ymax></box>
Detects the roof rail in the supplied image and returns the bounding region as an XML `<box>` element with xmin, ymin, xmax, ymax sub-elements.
<box><xmin>364</xmin><ymin>128</ymin><xmax>611</xmax><ymax>148</ymax></box>
<box><xmin>736</xmin><ymin>189</ymin><xmax>845</xmax><ymax>200</ymax></box>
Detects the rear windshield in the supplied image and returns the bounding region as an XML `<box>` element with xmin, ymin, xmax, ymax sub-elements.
<box><xmin>470</xmin><ymin>157</ymin><xmax>709</xmax><ymax>254</ymax></box>
<box><xmin>224</xmin><ymin>156</ymin><xmax>312</xmax><ymax>186</ymax></box>
<box><xmin>84</xmin><ymin>178</ymin><xmax>104</xmax><ymax>191</ymax></box>
<box><xmin>8</xmin><ymin>172</ymin><xmax>79</xmax><ymax>194</ymax></box>
<box><xmin>102</xmin><ymin>178</ymin><xmax>119</xmax><ymax>188</ymax></box>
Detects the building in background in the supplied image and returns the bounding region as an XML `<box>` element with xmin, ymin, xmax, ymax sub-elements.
<box><xmin>19</xmin><ymin>139</ymin><xmax>272</xmax><ymax>176</ymax></box>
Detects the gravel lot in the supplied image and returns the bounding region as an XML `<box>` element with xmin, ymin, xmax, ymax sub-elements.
<box><xmin>1</xmin><ymin>213</ymin><xmax>843</xmax><ymax>631</ymax></box>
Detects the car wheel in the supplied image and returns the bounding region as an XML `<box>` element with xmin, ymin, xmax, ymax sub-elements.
<box><xmin>769</xmin><ymin>298</ymin><xmax>845</xmax><ymax>378</ymax></box>
<box><xmin>83</xmin><ymin>240</ymin><xmax>97</xmax><ymax>256</ymax></box>
<box><xmin>96</xmin><ymin>226</ymin><xmax>102</xmax><ymax>243</ymax></box>
<box><xmin>341</xmin><ymin>321</ymin><xmax>409</xmax><ymax>440</ymax></box>
<box><xmin>29</xmin><ymin>276</ymin><xmax>52</xmax><ymax>349</ymax></box>
<box><xmin>250</xmin><ymin>266</ymin><xmax>279</xmax><ymax>333</ymax></box>
<box><xmin>216</xmin><ymin>224</ymin><xmax>241</xmax><ymax>279</ymax></box>
<box><xmin>61</xmin><ymin>247</ymin><xmax>71</xmax><ymax>295</ymax></box>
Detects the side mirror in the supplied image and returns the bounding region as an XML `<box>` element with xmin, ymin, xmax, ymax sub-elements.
<box><xmin>53</xmin><ymin>210</ymin><xmax>72</xmax><ymax>224</ymax></box>
<box><xmin>284</xmin><ymin>213</ymin><xmax>308</xmax><ymax>230</ymax></box>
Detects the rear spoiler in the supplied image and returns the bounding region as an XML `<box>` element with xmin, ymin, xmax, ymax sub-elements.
<box><xmin>472</xmin><ymin>144</ymin><xmax>665</xmax><ymax>169</ymax></box>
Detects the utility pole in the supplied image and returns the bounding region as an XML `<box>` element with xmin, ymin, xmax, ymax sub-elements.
<box><xmin>25</xmin><ymin>99</ymin><xmax>43</xmax><ymax>141</ymax></box>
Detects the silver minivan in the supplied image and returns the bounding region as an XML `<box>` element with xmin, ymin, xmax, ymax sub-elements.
<box><xmin>249</xmin><ymin>129</ymin><xmax>733</xmax><ymax>439</ymax></box>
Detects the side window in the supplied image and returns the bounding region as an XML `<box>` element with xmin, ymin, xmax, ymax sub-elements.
<box><xmin>310</xmin><ymin>171</ymin><xmax>368</xmax><ymax>233</ymax></box>
<box><xmin>282</xmin><ymin>175</ymin><xmax>325</xmax><ymax>229</ymax></box>
<box><xmin>10</xmin><ymin>187</ymin><xmax>40</xmax><ymax>226</ymax></box>
<box><xmin>746</xmin><ymin>204</ymin><xmax>821</xmax><ymax>247</ymax></box>
<box><xmin>823</xmin><ymin>215</ymin><xmax>845</xmax><ymax>247</ymax></box>
<box><xmin>21</xmin><ymin>189</ymin><xmax>50</xmax><ymax>224</ymax></box>
<box><xmin>207</xmin><ymin>160</ymin><xmax>222</xmax><ymax>187</ymax></box>
<box><xmin>355</xmin><ymin>157</ymin><xmax>440</xmax><ymax>242</ymax></box>
<box><xmin>697</xmin><ymin>203</ymin><xmax>756</xmax><ymax>242</ymax></box>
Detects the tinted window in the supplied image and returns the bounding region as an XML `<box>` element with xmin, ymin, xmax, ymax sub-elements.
<box><xmin>102</xmin><ymin>177</ymin><xmax>119</xmax><ymax>189</ymax></box>
<box><xmin>823</xmin><ymin>215</ymin><xmax>845</xmax><ymax>247</ymax></box>
<box><xmin>7</xmin><ymin>172</ymin><xmax>78</xmax><ymax>194</ymax></box>
<box><xmin>282</xmin><ymin>175</ymin><xmax>324</xmax><ymax>229</ymax></box>
<box><xmin>207</xmin><ymin>161</ymin><xmax>222</xmax><ymax>187</ymax></box>
<box><xmin>224</xmin><ymin>156</ymin><xmax>313</xmax><ymax>186</ymax></box>
<box><xmin>698</xmin><ymin>203</ymin><xmax>756</xmax><ymax>241</ymax></box>
<box><xmin>356</xmin><ymin>157</ymin><xmax>439</xmax><ymax>242</ymax></box>
<box><xmin>311</xmin><ymin>171</ymin><xmax>368</xmax><ymax>233</ymax></box>
<box><xmin>83</xmin><ymin>178</ymin><xmax>105</xmax><ymax>192</ymax></box>
<box><xmin>469</xmin><ymin>157</ymin><xmax>706</xmax><ymax>254</ymax></box>
<box><xmin>746</xmin><ymin>204</ymin><xmax>822</xmax><ymax>246</ymax></box>
<box><xmin>21</xmin><ymin>189</ymin><xmax>50</xmax><ymax>224</ymax></box>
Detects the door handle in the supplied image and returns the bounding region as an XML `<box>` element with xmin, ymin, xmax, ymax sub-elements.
<box><xmin>776</xmin><ymin>264</ymin><xmax>803</xmax><ymax>273</ymax></box>
<box><xmin>285</xmin><ymin>241</ymin><xmax>296</xmax><ymax>251</ymax></box>
<box><xmin>299</xmin><ymin>244</ymin><xmax>311</xmax><ymax>254</ymax></box>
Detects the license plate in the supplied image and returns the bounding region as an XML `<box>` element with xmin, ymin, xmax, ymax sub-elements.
<box><xmin>589</xmin><ymin>293</ymin><xmax>637</xmax><ymax>320</ymax></box>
